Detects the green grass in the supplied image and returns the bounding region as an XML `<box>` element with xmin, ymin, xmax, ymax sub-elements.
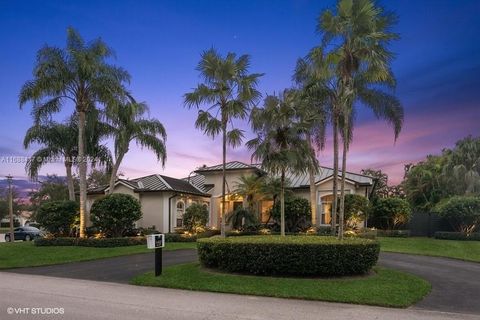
<box><xmin>131</xmin><ymin>262</ymin><xmax>430</xmax><ymax>308</ymax></box>
<box><xmin>0</xmin><ymin>241</ymin><xmax>197</xmax><ymax>269</ymax></box>
<box><xmin>379</xmin><ymin>237</ymin><xmax>480</xmax><ymax>262</ymax></box>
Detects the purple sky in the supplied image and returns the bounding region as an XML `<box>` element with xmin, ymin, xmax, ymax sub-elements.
<box><xmin>0</xmin><ymin>0</ymin><xmax>479</xmax><ymax>191</ymax></box>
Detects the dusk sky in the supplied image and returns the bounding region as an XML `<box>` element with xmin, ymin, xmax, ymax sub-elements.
<box><xmin>0</xmin><ymin>0</ymin><xmax>479</xmax><ymax>193</ymax></box>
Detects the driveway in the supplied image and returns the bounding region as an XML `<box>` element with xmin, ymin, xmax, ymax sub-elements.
<box><xmin>0</xmin><ymin>272</ymin><xmax>476</xmax><ymax>320</ymax></box>
<box><xmin>3</xmin><ymin>249</ymin><xmax>480</xmax><ymax>316</ymax></box>
<box><xmin>378</xmin><ymin>252</ymin><xmax>480</xmax><ymax>315</ymax></box>
<box><xmin>5</xmin><ymin>249</ymin><xmax>197</xmax><ymax>283</ymax></box>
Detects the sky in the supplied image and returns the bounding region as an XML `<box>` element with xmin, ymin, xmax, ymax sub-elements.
<box><xmin>0</xmin><ymin>0</ymin><xmax>479</xmax><ymax>194</ymax></box>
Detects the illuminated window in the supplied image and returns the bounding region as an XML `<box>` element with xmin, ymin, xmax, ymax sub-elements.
<box><xmin>260</xmin><ymin>200</ymin><xmax>274</xmax><ymax>223</ymax></box>
<box><xmin>176</xmin><ymin>201</ymin><xmax>184</xmax><ymax>227</ymax></box>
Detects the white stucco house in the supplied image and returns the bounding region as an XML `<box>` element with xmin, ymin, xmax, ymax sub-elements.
<box><xmin>86</xmin><ymin>161</ymin><xmax>374</xmax><ymax>233</ymax></box>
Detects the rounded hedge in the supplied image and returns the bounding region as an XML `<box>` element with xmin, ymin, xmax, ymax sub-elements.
<box><xmin>197</xmin><ymin>236</ymin><xmax>379</xmax><ymax>277</ymax></box>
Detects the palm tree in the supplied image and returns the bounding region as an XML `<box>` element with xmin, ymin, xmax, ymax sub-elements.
<box><xmin>233</xmin><ymin>174</ymin><xmax>265</xmax><ymax>214</ymax></box>
<box><xmin>260</xmin><ymin>176</ymin><xmax>292</xmax><ymax>225</ymax></box>
<box><xmin>294</xmin><ymin>47</ymin><xmax>339</xmax><ymax>235</ymax></box>
<box><xmin>24</xmin><ymin>121</ymin><xmax>78</xmax><ymax>201</ymax></box>
<box><xmin>247</xmin><ymin>90</ymin><xmax>318</xmax><ymax>236</ymax></box>
<box><xmin>24</xmin><ymin>113</ymin><xmax>112</xmax><ymax>201</ymax></box>
<box><xmin>19</xmin><ymin>28</ymin><xmax>130</xmax><ymax>238</ymax></box>
<box><xmin>105</xmin><ymin>101</ymin><xmax>167</xmax><ymax>194</ymax></box>
<box><xmin>317</xmin><ymin>0</ymin><xmax>403</xmax><ymax>239</ymax></box>
<box><xmin>184</xmin><ymin>48</ymin><xmax>263</xmax><ymax>237</ymax></box>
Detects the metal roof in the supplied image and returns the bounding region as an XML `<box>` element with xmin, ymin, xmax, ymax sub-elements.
<box><xmin>194</xmin><ymin>161</ymin><xmax>262</xmax><ymax>173</ymax></box>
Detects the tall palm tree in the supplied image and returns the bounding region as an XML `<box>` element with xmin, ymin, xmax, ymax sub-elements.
<box><xmin>247</xmin><ymin>90</ymin><xmax>318</xmax><ymax>236</ymax></box>
<box><xmin>184</xmin><ymin>48</ymin><xmax>263</xmax><ymax>237</ymax></box>
<box><xmin>19</xmin><ymin>28</ymin><xmax>130</xmax><ymax>238</ymax></box>
<box><xmin>105</xmin><ymin>101</ymin><xmax>167</xmax><ymax>194</ymax></box>
<box><xmin>294</xmin><ymin>47</ymin><xmax>339</xmax><ymax>235</ymax></box>
<box><xmin>317</xmin><ymin>0</ymin><xmax>403</xmax><ymax>239</ymax></box>
<box><xmin>24</xmin><ymin>113</ymin><xmax>112</xmax><ymax>201</ymax></box>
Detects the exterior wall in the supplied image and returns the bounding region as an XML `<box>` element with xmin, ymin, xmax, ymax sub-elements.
<box><xmin>137</xmin><ymin>192</ymin><xmax>166</xmax><ymax>232</ymax></box>
<box><xmin>202</xmin><ymin>168</ymin><xmax>259</xmax><ymax>228</ymax></box>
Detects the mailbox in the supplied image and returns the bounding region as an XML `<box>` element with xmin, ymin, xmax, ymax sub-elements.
<box><xmin>147</xmin><ymin>234</ymin><xmax>165</xmax><ymax>249</ymax></box>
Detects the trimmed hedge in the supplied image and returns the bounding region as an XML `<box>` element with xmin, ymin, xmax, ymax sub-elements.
<box><xmin>376</xmin><ymin>230</ymin><xmax>410</xmax><ymax>238</ymax></box>
<box><xmin>197</xmin><ymin>236</ymin><xmax>379</xmax><ymax>276</ymax></box>
<box><xmin>434</xmin><ymin>231</ymin><xmax>480</xmax><ymax>241</ymax></box>
<box><xmin>34</xmin><ymin>237</ymin><xmax>146</xmax><ymax>247</ymax></box>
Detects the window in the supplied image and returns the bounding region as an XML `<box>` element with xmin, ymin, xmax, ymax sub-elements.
<box><xmin>176</xmin><ymin>201</ymin><xmax>185</xmax><ymax>227</ymax></box>
<box><xmin>260</xmin><ymin>200</ymin><xmax>274</xmax><ymax>223</ymax></box>
<box><xmin>320</xmin><ymin>195</ymin><xmax>333</xmax><ymax>225</ymax></box>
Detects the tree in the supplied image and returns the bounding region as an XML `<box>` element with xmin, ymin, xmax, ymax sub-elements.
<box><xmin>247</xmin><ymin>90</ymin><xmax>318</xmax><ymax>236</ymax></box>
<box><xmin>183</xmin><ymin>203</ymin><xmax>209</xmax><ymax>233</ymax></box>
<box><xmin>29</xmin><ymin>175</ymin><xmax>72</xmax><ymax>215</ymax></box>
<box><xmin>369</xmin><ymin>197</ymin><xmax>411</xmax><ymax>230</ymax></box>
<box><xmin>19</xmin><ymin>28</ymin><xmax>130</xmax><ymax>238</ymax></box>
<box><xmin>317</xmin><ymin>0</ymin><xmax>403</xmax><ymax>239</ymax></box>
<box><xmin>233</xmin><ymin>174</ymin><xmax>265</xmax><ymax>214</ymax></box>
<box><xmin>36</xmin><ymin>200</ymin><xmax>78</xmax><ymax>236</ymax></box>
<box><xmin>226</xmin><ymin>208</ymin><xmax>259</xmax><ymax>231</ymax></box>
<box><xmin>341</xmin><ymin>194</ymin><xmax>368</xmax><ymax>230</ymax></box>
<box><xmin>90</xmin><ymin>194</ymin><xmax>142</xmax><ymax>237</ymax></box>
<box><xmin>87</xmin><ymin>169</ymin><xmax>113</xmax><ymax>189</ymax></box>
<box><xmin>184</xmin><ymin>48</ymin><xmax>263</xmax><ymax>237</ymax></box>
<box><xmin>271</xmin><ymin>196</ymin><xmax>311</xmax><ymax>232</ymax></box>
<box><xmin>361</xmin><ymin>168</ymin><xmax>389</xmax><ymax>200</ymax></box>
<box><xmin>106</xmin><ymin>101</ymin><xmax>167</xmax><ymax>194</ymax></box>
<box><xmin>435</xmin><ymin>196</ymin><xmax>480</xmax><ymax>235</ymax></box>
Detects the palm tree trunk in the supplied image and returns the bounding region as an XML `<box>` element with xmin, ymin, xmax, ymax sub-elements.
<box><xmin>78</xmin><ymin>110</ymin><xmax>87</xmax><ymax>238</ymax></box>
<box><xmin>306</xmin><ymin>134</ymin><xmax>317</xmax><ymax>227</ymax></box>
<box><xmin>339</xmin><ymin>125</ymin><xmax>348</xmax><ymax>240</ymax></box>
<box><xmin>280</xmin><ymin>169</ymin><xmax>285</xmax><ymax>236</ymax></box>
<box><xmin>65</xmin><ymin>161</ymin><xmax>75</xmax><ymax>201</ymax></box>
<box><xmin>220</xmin><ymin>117</ymin><xmax>227</xmax><ymax>238</ymax></box>
<box><xmin>108</xmin><ymin>152</ymin><xmax>125</xmax><ymax>195</ymax></box>
<box><xmin>331</xmin><ymin>116</ymin><xmax>339</xmax><ymax>236</ymax></box>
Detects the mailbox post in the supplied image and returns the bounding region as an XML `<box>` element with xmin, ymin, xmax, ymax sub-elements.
<box><xmin>147</xmin><ymin>234</ymin><xmax>165</xmax><ymax>276</ymax></box>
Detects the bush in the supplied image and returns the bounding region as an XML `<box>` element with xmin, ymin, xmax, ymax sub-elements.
<box><xmin>183</xmin><ymin>203</ymin><xmax>209</xmax><ymax>233</ymax></box>
<box><xmin>90</xmin><ymin>194</ymin><xmax>142</xmax><ymax>237</ymax></box>
<box><xmin>34</xmin><ymin>237</ymin><xmax>146</xmax><ymax>247</ymax></box>
<box><xmin>342</xmin><ymin>194</ymin><xmax>369</xmax><ymax>230</ymax></box>
<box><xmin>271</xmin><ymin>196</ymin><xmax>311</xmax><ymax>232</ymax></box>
<box><xmin>198</xmin><ymin>236</ymin><xmax>379</xmax><ymax>276</ymax></box>
<box><xmin>435</xmin><ymin>196</ymin><xmax>480</xmax><ymax>234</ymax></box>
<box><xmin>369</xmin><ymin>198</ymin><xmax>411</xmax><ymax>230</ymax></box>
<box><xmin>164</xmin><ymin>229</ymin><xmax>221</xmax><ymax>242</ymax></box>
<box><xmin>434</xmin><ymin>231</ymin><xmax>480</xmax><ymax>241</ymax></box>
<box><xmin>226</xmin><ymin>208</ymin><xmax>259</xmax><ymax>231</ymax></box>
<box><xmin>376</xmin><ymin>229</ymin><xmax>410</xmax><ymax>237</ymax></box>
<box><xmin>35</xmin><ymin>200</ymin><xmax>78</xmax><ymax>236</ymax></box>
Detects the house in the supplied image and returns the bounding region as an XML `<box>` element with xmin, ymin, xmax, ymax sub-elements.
<box><xmin>86</xmin><ymin>161</ymin><xmax>374</xmax><ymax>233</ymax></box>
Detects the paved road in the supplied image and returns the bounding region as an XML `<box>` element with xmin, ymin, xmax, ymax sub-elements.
<box><xmin>379</xmin><ymin>252</ymin><xmax>480</xmax><ymax>315</ymax></box>
<box><xmin>0</xmin><ymin>272</ymin><xmax>476</xmax><ymax>320</ymax></box>
<box><xmin>4</xmin><ymin>250</ymin><xmax>480</xmax><ymax>316</ymax></box>
<box><xmin>6</xmin><ymin>249</ymin><xmax>198</xmax><ymax>283</ymax></box>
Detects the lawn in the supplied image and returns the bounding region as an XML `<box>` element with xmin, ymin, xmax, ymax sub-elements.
<box><xmin>131</xmin><ymin>263</ymin><xmax>431</xmax><ymax>308</ymax></box>
<box><xmin>0</xmin><ymin>241</ymin><xmax>197</xmax><ymax>269</ymax></box>
<box><xmin>378</xmin><ymin>237</ymin><xmax>480</xmax><ymax>262</ymax></box>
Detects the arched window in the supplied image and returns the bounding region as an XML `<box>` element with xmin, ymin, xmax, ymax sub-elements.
<box><xmin>176</xmin><ymin>201</ymin><xmax>185</xmax><ymax>227</ymax></box>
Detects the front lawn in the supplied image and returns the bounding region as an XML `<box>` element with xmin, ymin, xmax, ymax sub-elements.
<box><xmin>378</xmin><ymin>237</ymin><xmax>480</xmax><ymax>262</ymax></box>
<box><xmin>0</xmin><ymin>241</ymin><xmax>196</xmax><ymax>269</ymax></box>
<box><xmin>131</xmin><ymin>263</ymin><xmax>430</xmax><ymax>308</ymax></box>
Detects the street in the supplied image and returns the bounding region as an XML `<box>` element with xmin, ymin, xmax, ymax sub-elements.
<box><xmin>0</xmin><ymin>272</ymin><xmax>476</xmax><ymax>320</ymax></box>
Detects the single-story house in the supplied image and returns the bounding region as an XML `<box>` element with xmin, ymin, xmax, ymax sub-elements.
<box><xmin>86</xmin><ymin>161</ymin><xmax>374</xmax><ymax>233</ymax></box>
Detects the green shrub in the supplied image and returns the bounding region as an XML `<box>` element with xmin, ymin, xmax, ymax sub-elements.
<box><xmin>183</xmin><ymin>203</ymin><xmax>209</xmax><ymax>233</ymax></box>
<box><xmin>164</xmin><ymin>229</ymin><xmax>221</xmax><ymax>242</ymax></box>
<box><xmin>434</xmin><ymin>231</ymin><xmax>480</xmax><ymax>241</ymax></box>
<box><xmin>226</xmin><ymin>208</ymin><xmax>259</xmax><ymax>231</ymax></box>
<box><xmin>34</xmin><ymin>237</ymin><xmax>146</xmax><ymax>247</ymax></box>
<box><xmin>271</xmin><ymin>196</ymin><xmax>311</xmax><ymax>232</ymax></box>
<box><xmin>90</xmin><ymin>194</ymin><xmax>142</xmax><ymax>237</ymax></box>
<box><xmin>376</xmin><ymin>229</ymin><xmax>410</xmax><ymax>237</ymax></box>
<box><xmin>369</xmin><ymin>198</ymin><xmax>411</xmax><ymax>230</ymax></box>
<box><xmin>316</xmin><ymin>226</ymin><xmax>332</xmax><ymax>235</ymax></box>
<box><xmin>342</xmin><ymin>194</ymin><xmax>369</xmax><ymax>230</ymax></box>
<box><xmin>435</xmin><ymin>196</ymin><xmax>480</xmax><ymax>234</ymax></box>
<box><xmin>198</xmin><ymin>236</ymin><xmax>379</xmax><ymax>276</ymax></box>
<box><xmin>35</xmin><ymin>200</ymin><xmax>78</xmax><ymax>236</ymax></box>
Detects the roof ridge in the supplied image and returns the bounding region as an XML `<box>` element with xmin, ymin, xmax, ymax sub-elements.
<box><xmin>156</xmin><ymin>174</ymin><xmax>172</xmax><ymax>190</ymax></box>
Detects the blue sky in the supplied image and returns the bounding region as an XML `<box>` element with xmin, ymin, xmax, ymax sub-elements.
<box><xmin>0</xmin><ymin>0</ymin><xmax>479</xmax><ymax>193</ymax></box>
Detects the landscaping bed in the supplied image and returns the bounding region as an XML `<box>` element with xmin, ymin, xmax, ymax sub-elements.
<box><xmin>198</xmin><ymin>235</ymin><xmax>379</xmax><ymax>276</ymax></box>
<box><xmin>131</xmin><ymin>263</ymin><xmax>430</xmax><ymax>308</ymax></box>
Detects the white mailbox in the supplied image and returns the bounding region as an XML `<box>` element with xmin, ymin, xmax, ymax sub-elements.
<box><xmin>147</xmin><ymin>234</ymin><xmax>165</xmax><ymax>249</ymax></box>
